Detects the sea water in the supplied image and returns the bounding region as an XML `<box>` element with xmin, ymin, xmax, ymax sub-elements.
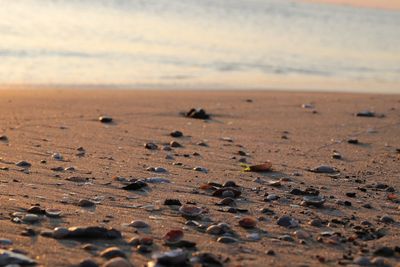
<box><xmin>0</xmin><ymin>0</ymin><xmax>399</xmax><ymax>92</ymax></box>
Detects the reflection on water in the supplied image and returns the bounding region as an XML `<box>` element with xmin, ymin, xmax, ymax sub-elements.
<box><xmin>0</xmin><ymin>0</ymin><xmax>399</xmax><ymax>92</ymax></box>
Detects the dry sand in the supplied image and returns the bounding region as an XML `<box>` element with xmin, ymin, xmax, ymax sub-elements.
<box><xmin>0</xmin><ymin>89</ymin><xmax>399</xmax><ymax>267</ymax></box>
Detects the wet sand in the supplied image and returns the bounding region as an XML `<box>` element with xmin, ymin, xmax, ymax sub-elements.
<box><xmin>0</xmin><ymin>89</ymin><xmax>399</xmax><ymax>266</ymax></box>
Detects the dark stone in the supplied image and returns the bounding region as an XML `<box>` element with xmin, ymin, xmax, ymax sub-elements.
<box><xmin>64</xmin><ymin>226</ymin><xmax>122</xmax><ymax>239</ymax></box>
<box><xmin>164</xmin><ymin>199</ymin><xmax>182</xmax><ymax>206</ymax></box>
<box><xmin>374</xmin><ymin>247</ymin><xmax>394</xmax><ymax>257</ymax></box>
<box><xmin>170</xmin><ymin>131</ymin><xmax>183</xmax><ymax>138</ymax></box>
<box><xmin>348</xmin><ymin>138</ymin><xmax>359</xmax><ymax>144</ymax></box>
<box><xmin>212</xmin><ymin>187</ymin><xmax>241</xmax><ymax>198</ymax></box>
<box><xmin>346</xmin><ymin>192</ymin><xmax>356</xmax><ymax>198</ymax></box>
<box><xmin>356</xmin><ymin>111</ymin><xmax>375</xmax><ymax>117</ymax></box>
<box><xmin>99</xmin><ymin>116</ymin><xmax>113</xmax><ymax>123</ymax></box>
<box><xmin>185</xmin><ymin>108</ymin><xmax>210</xmax><ymax>120</ymax></box>
<box><xmin>122</xmin><ymin>181</ymin><xmax>148</xmax><ymax>190</ymax></box>
<box><xmin>79</xmin><ymin>259</ymin><xmax>99</xmax><ymax>267</ymax></box>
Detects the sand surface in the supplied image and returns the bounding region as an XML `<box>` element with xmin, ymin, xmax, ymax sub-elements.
<box><xmin>0</xmin><ymin>89</ymin><xmax>399</xmax><ymax>267</ymax></box>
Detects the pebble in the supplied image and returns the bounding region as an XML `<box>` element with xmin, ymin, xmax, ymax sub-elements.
<box><xmin>99</xmin><ymin>116</ymin><xmax>113</xmax><ymax>123</ymax></box>
<box><xmin>294</xmin><ymin>230</ymin><xmax>310</xmax><ymax>239</ymax></box>
<box><xmin>57</xmin><ymin>226</ymin><xmax>122</xmax><ymax>239</ymax></box>
<box><xmin>247</xmin><ymin>233</ymin><xmax>261</xmax><ymax>241</ymax></box>
<box><xmin>0</xmin><ymin>249</ymin><xmax>36</xmax><ymax>266</ymax></box>
<box><xmin>348</xmin><ymin>138</ymin><xmax>359</xmax><ymax>144</ymax></box>
<box><xmin>353</xmin><ymin>256</ymin><xmax>371</xmax><ymax>266</ymax></box>
<box><xmin>52</xmin><ymin>152</ymin><xmax>63</xmax><ymax>161</ymax></box>
<box><xmin>102</xmin><ymin>257</ymin><xmax>132</xmax><ymax>267</ymax></box>
<box><xmin>152</xmin><ymin>249</ymin><xmax>188</xmax><ymax>265</ymax></box>
<box><xmin>170</xmin><ymin>141</ymin><xmax>182</xmax><ymax>147</ymax></box>
<box><xmin>0</xmin><ymin>135</ymin><xmax>8</xmax><ymax>142</ymax></box>
<box><xmin>217</xmin><ymin>197</ymin><xmax>236</xmax><ymax>206</ymax></box>
<box><xmin>371</xmin><ymin>257</ymin><xmax>390</xmax><ymax>266</ymax></box>
<box><xmin>356</xmin><ymin>110</ymin><xmax>375</xmax><ymax>117</ymax></box>
<box><xmin>100</xmin><ymin>247</ymin><xmax>126</xmax><ymax>259</ymax></box>
<box><xmin>374</xmin><ymin>246</ymin><xmax>394</xmax><ymax>257</ymax></box>
<box><xmin>308</xmin><ymin>219</ymin><xmax>323</xmax><ymax>227</ymax></box>
<box><xmin>332</xmin><ymin>152</ymin><xmax>342</xmax><ymax>159</ymax></box>
<box><xmin>277</xmin><ymin>216</ymin><xmax>299</xmax><ymax>228</ymax></box>
<box><xmin>22</xmin><ymin>214</ymin><xmax>40</xmax><ymax>224</ymax></box>
<box><xmin>129</xmin><ymin>220</ymin><xmax>149</xmax><ymax>228</ymax></box>
<box><xmin>152</xmin><ymin>167</ymin><xmax>167</xmax><ymax>173</ymax></box>
<box><xmin>0</xmin><ymin>239</ymin><xmax>12</xmax><ymax>246</ymax></box>
<box><xmin>206</xmin><ymin>225</ymin><xmax>223</xmax><ymax>235</ymax></box>
<box><xmin>78</xmin><ymin>199</ymin><xmax>96</xmax><ymax>207</ymax></box>
<box><xmin>122</xmin><ymin>180</ymin><xmax>148</xmax><ymax>190</ymax></box>
<box><xmin>164</xmin><ymin>230</ymin><xmax>184</xmax><ymax>244</ymax></box>
<box><xmin>179</xmin><ymin>204</ymin><xmax>202</xmax><ymax>218</ymax></box>
<box><xmin>212</xmin><ymin>187</ymin><xmax>241</xmax><ymax>198</ymax></box>
<box><xmin>164</xmin><ymin>199</ymin><xmax>182</xmax><ymax>206</ymax></box>
<box><xmin>170</xmin><ymin>130</ymin><xmax>183</xmax><ymax>137</ymax></box>
<box><xmin>191</xmin><ymin>252</ymin><xmax>223</xmax><ymax>267</ymax></box>
<box><xmin>380</xmin><ymin>215</ymin><xmax>395</xmax><ymax>223</ymax></box>
<box><xmin>238</xmin><ymin>217</ymin><xmax>257</xmax><ymax>229</ymax></box>
<box><xmin>27</xmin><ymin>206</ymin><xmax>45</xmax><ymax>214</ymax></box>
<box><xmin>15</xmin><ymin>161</ymin><xmax>31</xmax><ymax>168</ymax></box>
<box><xmin>279</xmin><ymin>235</ymin><xmax>294</xmax><ymax>242</ymax></box>
<box><xmin>144</xmin><ymin>143</ymin><xmax>158</xmax><ymax>150</ymax></box>
<box><xmin>52</xmin><ymin>227</ymin><xmax>70</xmax><ymax>239</ymax></box>
<box><xmin>144</xmin><ymin>177</ymin><xmax>170</xmax><ymax>183</ymax></box>
<box><xmin>193</xmin><ymin>166</ymin><xmax>208</xmax><ymax>173</ymax></box>
<box><xmin>185</xmin><ymin>108</ymin><xmax>210</xmax><ymax>119</ymax></box>
<box><xmin>217</xmin><ymin>236</ymin><xmax>238</xmax><ymax>243</ymax></box>
<box><xmin>79</xmin><ymin>259</ymin><xmax>99</xmax><ymax>267</ymax></box>
<box><xmin>309</xmin><ymin>165</ymin><xmax>337</xmax><ymax>173</ymax></box>
<box><xmin>301</xmin><ymin>196</ymin><xmax>325</xmax><ymax>207</ymax></box>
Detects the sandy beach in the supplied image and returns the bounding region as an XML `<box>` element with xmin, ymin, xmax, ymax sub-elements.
<box><xmin>0</xmin><ymin>89</ymin><xmax>399</xmax><ymax>267</ymax></box>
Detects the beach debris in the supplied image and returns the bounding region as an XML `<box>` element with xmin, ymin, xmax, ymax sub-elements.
<box><xmin>99</xmin><ymin>116</ymin><xmax>113</xmax><ymax>123</ymax></box>
<box><xmin>170</xmin><ymin>130</ymin><xmax>183</xmax><ymax>137</ymax></box>
<box><xmin>0</xmin><ymin>249</ymin><xmax>36</xmax><ymax>266</ymax></box>
<box><xmin>356</xmin><ymin>110</ymin><xmax>375</xmax><ymax>117</ymax></box>
<box><xmin>122</xmin><ymin>180</ymin><xmax>148</xmax><ymax>190</ymax></box>
<box><xmin>179</xmin><ymin>204</ymin><xmax>202</xmax><ymax>218</ymax></box>
<box><xmin>184</xmin><ymin>108</ymin><xmax>210</xmax><ymax>119</ymax></box>
<box><xmin>144</xmin><ymin>142</ymin><xmax>158</xmax><ymax>150</ymax></box>
<box><xmin>242</xmin><ymin>161</ymin><xmax>272</xmax><ymax>172</ymax></box>
<box><xmin>15</xmin><ymin>161</ymin><xmax>31</xmax><ymax>168</ymax></box>
<box><xmin>308</xmin><ymin>165</ymin><xmax>337</xmax><ymax>174</ymax></box>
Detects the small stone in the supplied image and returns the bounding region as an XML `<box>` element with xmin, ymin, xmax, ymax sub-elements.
<box><xmin>308</xmin><ymin>219</ymin><xmax>323</xmax><ymax>227</ymax></box>
<box><xmin>277</xmin><ymin>216</ymin><xmax>298</xmax><ymax>228</ymax></box>
<box><xmin>193</xmin><ymin>166</ymin><xmax>208</xmax><ymax>173</ymax></box>
<box><xmin>99</xmin><ymin>116</ymin><xmax>113</xmax><ymax>123</ymax></box>
<box><xmin>223</xmin><ymin>181</ymin><xmax>237</xmax><ymax>187</ymax></box>
<box><xmin>170</xmin><ymin>141</ymin><xmax>182</xmax><ymax>148</ymax></box>
<box><xmin>279</xmin><ymin>235</ymin><xmax>294</xmax><ymax>242</ymax></box>
<box><xmin>0</xmin><ymin>239</ymin><xmax>13</xmax><ymax>246</ymax></box>
<box><xmin>179</xmin><ymin>205</ymin><xmax>202</xmax><ymax>218</ymax></box>
<box><xmin>102</xmin><ymin>257</ymin><xmax>132</xmax><ymax>267</ymax></box>
<box><xmin>346</xmin><ymin>192</ymin><xmax>356</xmax><ymax>198</ymax></box>
<box><xmin>238</xmin><ymin>217</ymin><xmax>257</xmax><ymax>229</ymax></box>
<box><xmin>0</xmin><ymin>249</ymin><xmax>36</xmax><ymax>265</ymax></box>
<box><xmin>79</xmin><ymin>259</ymin><xmax>99</xmax><ymax>267</ymax></box>
<box><xmin>309</xmin><ymin>165</ymin><xmax>337</xmax><ymax>173</ymax></box>
<box><xmin>217</xmin><ymin>197</ymin><xmax>236</xmax><ymax>206</ymax></box>
<box><xmin>185</xmin><ymin>108</ymin><xmax>210</xmax><ymax>120</ymax></box>
<box><xmin>380</xmin><ymin>215</ymin><xmax>395</xmax><ymax>223</ymax></box>
<box><xmin>144</xmin><ymin>143</ymin><xmax>158</xmax><ymax>150</ymax></box>
<box><xmin>129</xmin><ymin>220</ymin><xmax>149</xmax><ymax>228</ymax></box>
<box><xmin>371</xmin><ymin>257</ymin><xmax>390</xmax><ymax>266</ymax></box>
<box><xmin>301</xmin><ymin>196</ymin><xmax>325</xmax><ymax>207</ymax></box>
<box><xmin>348</xmin><ymin>138</ymin><xmax>359</xmax><ymax>144</ymax></box>
<box><xmin>374</xmin><ymin>246</ymin><xmax>394</xmax><ymax>257</ymax></box>
<box><xmin>78</xmin><ymin>199</ymin><xmax>95</xmax><ymax>207</ymax></box>
<box><xmin>82</xmin><ymin>244</ymin><xmax>98</xmax><ymax>251</ymax></box>
<box><xmin>266</xmin><ymin>249</ymin><xmax>275</xmax><ymax>256</ymax></box>
<box><xmin>247</xmin><ymin>233</ymin><xmax>261</xmax><ymax>241</ymax></box>
<box><xmin>206</xmin><ymin>225</ymin><xmax>223</xmax><ymax>235</ymax></box>
<box><xmin>163</xmin><ymin>230</ymin><xmax>184</xmax><ymax>244</ymax></box>
<box><xmin>356</xmin><ymin>110</ymin><xmax>375</xmax><ymax>117</ymax></box>
<box><xmin>221</xmin><ymin>190</ymin><xmax>235</xmax><ymax>198</ymax></box>
<box><xmin>353</xmin><ymin>256</ymin><xmax>371</xmax><ymax>266</ymax></box>
<box><xmin>27</xmin><ymin>206</ymin><xmax>45</xmax><ymax>214</ymax></box>
<box><xmin>52</xmin><ymin>227</ymin><xmax>70</xmax><ymax>239</ymax></box>
<box><xmin>265</xmin><ymin>194</ymin><xmax>279</xmax><ymax>201</ymax></box>
<box><xmin>164</xmin><ymin>199</ymin><xmax>182</xmax><ymax>206</ymax></box>
<box><xmin>0</xmin><ymin>135</ymin><xmax>8</xmax><ymax>142</ymax></box>
<box><xmin>152</xmin><ymin>249</ymin><xmax>188</xmax><ymax>265</ymax></box>
<box><xmin>122</xmin><ymin>180</ymin><xmax>148</xmax><ymax>190</ymax></box>
<box><xmin>22</xmin><ymin>214</ymin><xmax>40</xmax><ymax>224</ymax></box>
<box><xmin>170</xmin><ymin>130</ymin><xmax>183</xmax><ymax>138</ymax></box>
<box><xmin>100</xmin><ymin>247</ymin><xmax>126</xmax><ymax>259</ymax></box>
<box><xmin>332</xmin><ymin>152</ymin><xmax>342</xmax><ymax>159</ymax></box>
<box><xmin>52</xmin><ymin>152</ymin><xmax>63</xmax><ymax>161</ymax></box>
<box><xmin>64</xmin><ymin>226</ymin><xmax>122</xmax><ymax>239</ymax></box>
<box><xmin>144</xmin><ymin>177</ymin><xmax>170</xmax><ymax>183</ymax></box>
<box><xmin>217</xmin><ymin>236</ymin><xmax>238</xmax><ymax>243</ymax></box>
<box><xmin>294</xmin><ymin>230</ymin><xmax>310</xmax><ymax>239</ymax></box>
<box><xmin>191</xmin><ymin>252</ymin><xmax>223</xmax><ymax>267</ymax></box>
<box><xmin>15</xmin><ymin>161</ymin><xmax>31</xmax><ymax>168</ymax></box>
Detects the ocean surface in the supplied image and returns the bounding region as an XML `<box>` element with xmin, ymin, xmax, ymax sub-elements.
<box><xmin>0</xmin><ymin>0</ymin><xmax>399</xmax><ymax>92</ymax></box>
